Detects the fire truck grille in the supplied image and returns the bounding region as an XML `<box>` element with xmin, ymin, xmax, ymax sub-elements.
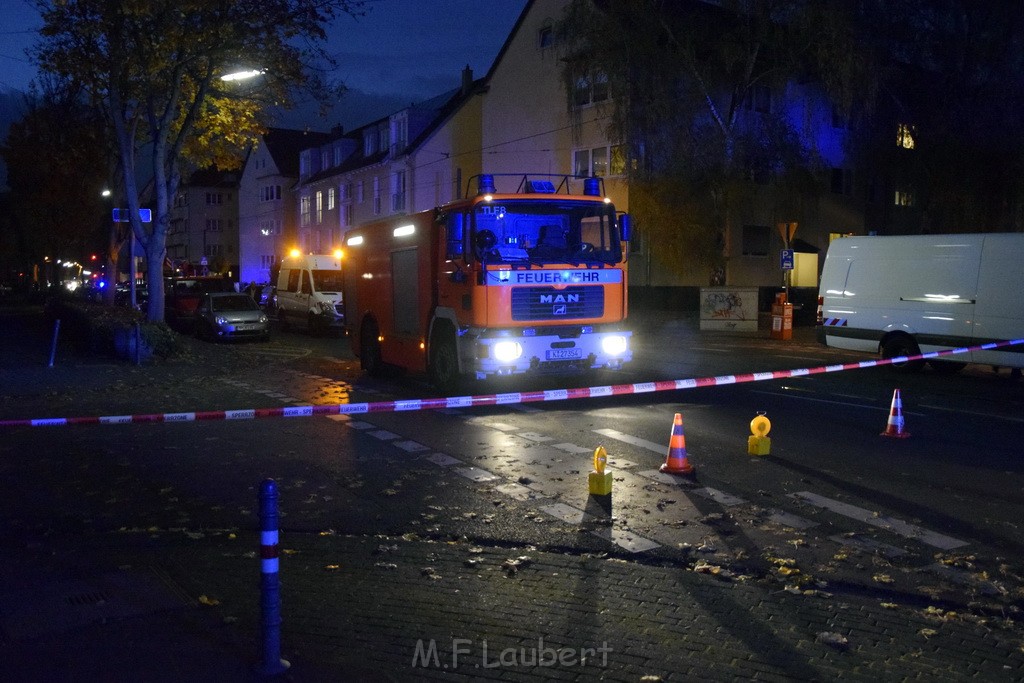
<box><xmin>511</xmin><ymin>286</ymin><xmax>604</xmax><ymax>321</ymax></box>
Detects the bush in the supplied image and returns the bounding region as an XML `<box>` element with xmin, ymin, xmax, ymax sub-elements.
<box><xmin>44</xmin><ymin>297</ymin><xmax>184</xmax><ymax>361</ymax></box>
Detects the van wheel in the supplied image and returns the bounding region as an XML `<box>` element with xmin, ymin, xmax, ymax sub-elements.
<box><xmin>882</xmin><ymin>336</ymin><xmax>924</xmax><ymax>372</ymax></box>
<box><xmin>428</xmin><ymin>324</ymin><xmax>460</xmax><ymax>391</ymax></box>
<box><xmin>360</xmin><ymin>320</ymin><xmax>384</xmax><ymax>376</ymax></box>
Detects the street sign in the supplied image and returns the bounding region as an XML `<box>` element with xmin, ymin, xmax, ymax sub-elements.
<box><xmin>777</xmin><ymin>222</ymin><xmax>797</xmax><ymax>243</ymax></box>
<box><xmin>112</xmin><ymin>208</ymin><xmax>153</xmax><ymax>222</ymax></box>
<box><xmin>780</xmin><ymin>249</ymin><xmax>795</xmax><ymax>270</ymax></box>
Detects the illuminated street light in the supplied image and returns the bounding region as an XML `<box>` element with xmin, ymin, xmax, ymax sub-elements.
<box><xmin>221</xmin><ymin>69</ymin><xmax>265</xmax><ymax>82</ymax></box>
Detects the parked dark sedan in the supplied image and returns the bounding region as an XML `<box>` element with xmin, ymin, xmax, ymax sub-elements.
<box><xmin>195</xmin><ymin>292</ymin><xmax>270</xmax><ymax>341</ymax></box>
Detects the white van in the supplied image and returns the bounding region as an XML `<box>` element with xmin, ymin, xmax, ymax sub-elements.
<box><xmin>274</xmin><ymin>253</ymin><xmax>345</xmax><ymax>334</ymax></box>
<box><xmin>817</xmin><ymin>233</ymin><xmax>1024</xmax><ymax>372</ymax></box>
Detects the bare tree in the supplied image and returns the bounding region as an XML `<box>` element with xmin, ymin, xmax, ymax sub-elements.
<box><xmin>32</xmin><ymin>0</ymin><xmax>365</xmax><ymax>320</ymax></box>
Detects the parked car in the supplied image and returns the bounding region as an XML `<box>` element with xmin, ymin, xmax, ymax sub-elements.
<box><xmin>194</xmin><ymin>292</ymin><xmax>270</xmax><ymax>342</ymax></box>
<box><xmin>165</xmin><ymin>275</ymin><xmax>236</xmax><ymax>330</ymax></box>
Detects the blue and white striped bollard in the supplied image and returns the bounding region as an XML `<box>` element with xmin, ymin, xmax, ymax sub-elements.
<box><xmin>258</xmin><ymin>478</ymin><xmax>290</xmax><ymax>676</ymax></box>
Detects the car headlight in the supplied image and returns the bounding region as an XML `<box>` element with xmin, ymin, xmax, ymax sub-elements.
<box><xmin>601</xmin><ymin>335</ymin><xmax>628</xmax><ymax>356</ymax></box>
<box><xmin>215</xmin><ymin>316</ymin><xmax>228</xmax><ymax>325</ymax></box>
<box><xmin>259</xmin><ymin>314</ymin><xmax>268</xmax><ymax>324</ymax></box>
<box><xmin>492</xmin><ymin>340</ymin><xmax>523</xmax><ymax>363</ymax></box>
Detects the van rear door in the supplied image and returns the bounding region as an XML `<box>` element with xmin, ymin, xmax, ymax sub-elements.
<box><xmin>972</xmin><ymin>234</ymin><xmax>1024</xmax><ymax>368</ymax></box>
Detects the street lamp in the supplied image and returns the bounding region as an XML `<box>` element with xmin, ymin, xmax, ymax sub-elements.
<box><xmin>221</xmin><ymin>68</ymin><xmax>264</xmax><ymax>82</ymax></box>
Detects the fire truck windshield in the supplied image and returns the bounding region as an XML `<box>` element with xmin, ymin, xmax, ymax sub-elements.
<box><xmin>472</xmin><ymin>200</ymin><xmax>622</xmax><ymax>265</ymax></box>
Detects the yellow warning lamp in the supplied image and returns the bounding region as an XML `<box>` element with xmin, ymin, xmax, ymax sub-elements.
<box><xmin>333</xmin><ymin>248</ymin><xmax>343</xmax><ymax>260</ymax></box>
<box><xmin>588</xmin><ymin>445</ymin><xmax>613</xmax><ymax>496</ymax></box>
<box><xmin>747</xmin><ymin>412</ymin><xmax>772</xmax><ymax>456</ymax></box>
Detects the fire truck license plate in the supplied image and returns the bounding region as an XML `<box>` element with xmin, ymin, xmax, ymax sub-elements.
<box><xmin>546</xmin><ymin>348</ymin><xmax>583</xmax><ymax>360</ymax></box>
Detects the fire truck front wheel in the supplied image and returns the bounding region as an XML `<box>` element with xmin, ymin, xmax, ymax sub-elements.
<box><xmin>360</xmin><ymin>319</ymin><xmax>384</xmax><ymax>376</ymax></box>
<box><xmin>428</xmin><ymin>323</ymin><xmax>460</xmax><ymax>391</ymax></box>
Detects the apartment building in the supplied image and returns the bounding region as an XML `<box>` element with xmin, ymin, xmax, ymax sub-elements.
<box><xmin>293</xmin><ymin>67</ymin><xmax>486</xmax><ymax>246</ymax></box>
<box><xmin>237</xmin><ymin>127</ymin><xmax>331</xmax><ymax>285</ymax></box>
<box><xmin>166</xmin><ymin>168</ymin><xmax>240</xmax><ymax>277</ymax></box>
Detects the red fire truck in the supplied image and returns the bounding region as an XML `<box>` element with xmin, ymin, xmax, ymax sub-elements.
<box><xmin>343</xmin><ymin>173</ymin><xmax>632</xmax><ymax>389</ymax></box>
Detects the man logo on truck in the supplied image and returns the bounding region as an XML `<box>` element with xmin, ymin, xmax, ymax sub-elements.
<box><xmin>540</xmin><ymin>294</ymin><xmax>580</xmax><ymax>304</ymax></box>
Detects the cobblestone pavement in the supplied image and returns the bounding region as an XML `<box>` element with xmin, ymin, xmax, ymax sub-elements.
<box><xmin>2</xmin><ymin>298</ymin><xmax>1024</xmax><ymax>681</ymax></box>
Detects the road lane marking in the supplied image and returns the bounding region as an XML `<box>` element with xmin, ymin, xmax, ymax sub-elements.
<box><xmin>424</xmin><ymin>453</ymin><xmax>462</xmax><ymax>467</ymax></box>
<box><xmin>692</xmin><ymin>487</ymin><xmax>746</xmax><ymax>506</ymax></box>
<box><xmin>767</xmin><ymin>510</ymin><xmax>818</xmax><ymax>530</ymax></box>
<box><xmin>791</xmin><ymin>491</ymin><xmax>967</xmax><ymax>550</ymax></box>
<box><xmin>593</xmin><ymin>428</ymin><xmax>665</xmax><ymax>454</ymax></box>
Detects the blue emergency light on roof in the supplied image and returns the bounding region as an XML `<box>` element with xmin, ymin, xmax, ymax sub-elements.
<box><xmin>477</xmin><ymin>174</ymin><xmax>496</xmax><ymax>195</ymax></box>
<box><xmin>583</xmin><ymin>177</ymin><xmax>601</xmax><ymax>197</ymax></box>
<box><xmin>524</xmin><ymin>180</ymin><xmax>556</xmax><ymax>193</ymax></box>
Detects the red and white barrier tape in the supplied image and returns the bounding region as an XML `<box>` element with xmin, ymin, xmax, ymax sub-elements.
<box><xmin>2</xmin><ymin>338</ymin><xmax>1022</xmax><ymax>428</ymax></box>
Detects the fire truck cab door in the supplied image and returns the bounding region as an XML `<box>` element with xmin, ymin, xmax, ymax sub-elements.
<box><xmin>438</xmin><ymin>212</ymin><xmax>471</xmax><ymax>317</ymax></box>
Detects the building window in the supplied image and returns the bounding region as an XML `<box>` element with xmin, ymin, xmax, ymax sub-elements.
<box><xmin>372</xmin><ymin>176</ymin><xmax>381</xmax><ymax>215</ymax></box>
<box><xmin>356</xmin><ymin>181</ymin><xmax>364</xmax><ymax>203</ymax></box>
<box><xmin>300</xmin><ymin>150</ymin><xmax>311</xmax><ymax>176</ymax></box>
<box><xmin>300</xmin><ymin>194</ymin><xmax>311</xmax><ymax>227</ymax></box>
<box><xmin>572</xmin><ymin>71</ymin><xmax>610</xmax><ymax>108</ymax></box>
<box><xmin>341</xmin><ymin>204</ymin><xmax>352</xmax><ymax>228</ymax></box>
<box><xmin>894</xmin><ymin>189</ymin><xmax>915</xmax><ymax>206</ymax></box>
<box><xmin>333</xmin><ymin>144</ymin><xmax>342</xmax><ymax>167</ymax></box>
<box><xmin>260</xmin><ymin>185</ymin><xmax>281</xmax><ymax>202</ymax></box>
<box><xmin>206</xmin><ymin>192</ymin><xmax>223</xmax><ymax>205</ymax></box>
<box><xmin>538</xmin><ymin>21</ymin><xmax>554</xmax><ymax>49</ymax></box>
<box><xmin>363</xmin><ymin>131</ymin><xmax>377</xmax><ymax>157</ymax></box>
<box><xmin>391</xmin><ymin>170</ymin><xmax>406</xmax><ymax>212</ymax></box>
<box><xmin>320</xmin><ymin>149</ymin><xmax>329</xmax><ymax>170</ymax></box>
<box><xmin>342</xmin><ymin>182</ymin><xmax>352</xmax><ymax>202</ymax></box>
<box><xmin>315</xmin><ymin>190</ymin><xmax>323</xmax><ymax>224</ymax></box>
<box><xmin>391</xmin><ymin>115</ymin><xmax>408</xmax><ymax>154</ymax></box>
<box><xmin>896</xmin><ymin>123</ymin><xmax>915</xmax><ymax>149</ymax></box>
<box><xmin>260</xmin><ymin>254</ymin><xmax>275</xmax><ymax>269</ymax></box>
<box><xmin>610</xmin><ymin>145</ymin><xmax>627</xmax><ymax>176</ymax></box>
<box><xmin>205</xmin><ymin>218</ymin><xmax>224</xmax><ymax>231</ymax></box>
<box><xmin>573</xmin><ymin>146</ymin><xmax>620</xmax><ymax>177</ymax></box>
<box><xmin>327</xmin><ymin>187</ymin><xmax>335</xmax><ymax>210</ymax></box>
<box><xmin>592</xmin><ymin>72</ymin><xmax>609</xmax><ymax>103</ymax></box>
<box><xmin>741</xmin><ymin>225</ymin><xmax>770</xmax><ymax>257</ymax></box>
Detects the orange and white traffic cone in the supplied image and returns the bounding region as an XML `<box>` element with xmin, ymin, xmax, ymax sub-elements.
<box><xmin>880</xmin><ymin>388</ymin><xmax>910</xmax><ymax>438</ymax></box>
<box><xmin>660</xmin><ymin>413</ymin><xmax>695</xmax><ymax>475</ymax></box>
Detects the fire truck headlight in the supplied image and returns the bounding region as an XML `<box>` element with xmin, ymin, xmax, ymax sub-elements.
<box><xmin>492</xmin><ymin>341</ymin><xmax>523</xmax><ymax>363</ymax></box>
<box><xmin>601</xmin><ymin>335</ymin><xmax>628</xmax><ymax>356</ymax></box>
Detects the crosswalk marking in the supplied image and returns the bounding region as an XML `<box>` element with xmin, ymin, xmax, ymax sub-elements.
<box><xmin>593</xmin><ymin>428</ymin><xmax>665</xmax><ymax>454</ymax></box>
<box><xmin>792</xmin><ymin>491</ymin><xmax>968</xmax><ymax>549</ymax></box>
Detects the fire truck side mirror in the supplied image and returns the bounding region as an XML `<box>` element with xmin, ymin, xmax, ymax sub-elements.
<box><xmin>619</xmin><ymin>214</ymin><xmax>631</xmax><ymax>243</ymax></box>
